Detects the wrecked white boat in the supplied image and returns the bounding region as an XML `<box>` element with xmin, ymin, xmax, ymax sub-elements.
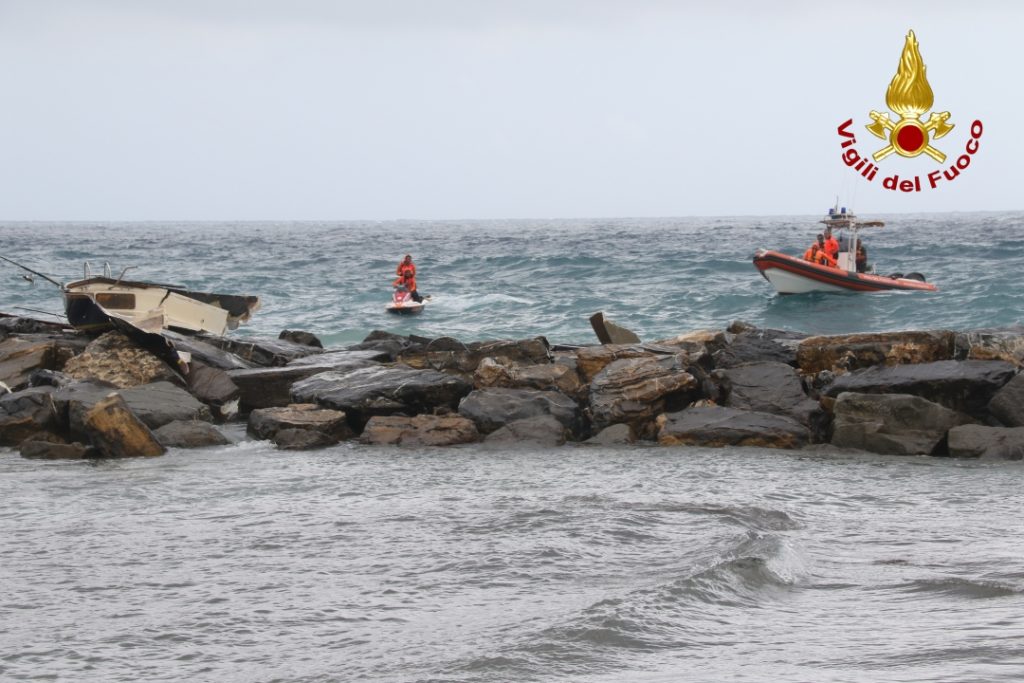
<box><xmin>63</xmin><ymin>265</ymin><xmax>260</xmax><ymax>336</ymax></box>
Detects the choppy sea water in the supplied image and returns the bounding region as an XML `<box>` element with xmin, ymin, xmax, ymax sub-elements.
<box><xmin>1</xmin><ymin>213</ymin><xmax>1022</xmax><ymax>344</ymax></box>
<box><xmin>2</xmin><ymin>214</ymin><xmax>1024</xmax><ymax>682</ymax></box>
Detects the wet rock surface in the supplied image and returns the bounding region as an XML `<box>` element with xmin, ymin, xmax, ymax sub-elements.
<box><xmin>153</xmin><ymin>421</ymin><xmax>232</xmax><ymax>449</ymax></box>
<box><xmin>824</xmin><ymin>360</ymin><xmax>1016</xmax><ymax>418</ymax></box>
<box><xmin>362</xmin><ymin>414</ymin><xmax>480</xmax><ymax>447</ymax></box>
<box><xmin>484</xmin><ymin>414</ymin><xmax>567</xmax><ymax>447</ymax></box>
<box><xmin>657</xmin><ymin>406</ymin><xmax>809</xmax><ymax>450</ymax></box>
<box><xmin>292</xmin><ymin>365</ymin><xmax>472</xmax><ymax>425</ymax></box>
<box><xmin>947</xmin><ymin>424</ymin><xmax>1024</xmax><ymax>459</ymax></box>
<box><xmin>459</xmin><ymin>387</ymin><xmax>582</xmax><ymax>437</ymax></box>
<box><xmin>830</xmin><ymin>392</ymin><xmax>971</xmax><ymax>456</ymax></box>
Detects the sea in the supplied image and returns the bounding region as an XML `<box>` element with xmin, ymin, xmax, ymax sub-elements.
<box><xmin>1</xmin><ymin>214</ymin><xmax>1023</xmax><ymax>682</ymax></box>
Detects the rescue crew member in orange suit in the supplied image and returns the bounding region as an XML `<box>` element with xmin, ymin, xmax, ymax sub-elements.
<box><xmin>823</xmin><ymin>229</ymin><xmax>840</xmax><ymax>262</ymax></box>
<box><xmin>396</xmin><ymin>254</ymin><xmax>416</xmax><ymax>278</ymax></box>
<box><xmin>392</xmin><ymin>269</ymin><xmax>423</xmax><ymax>302</ymax></box>
<box><xmin>803</xmin><ymin>243</ymin><xmax>836</xmax><ymax>267</ymax></box>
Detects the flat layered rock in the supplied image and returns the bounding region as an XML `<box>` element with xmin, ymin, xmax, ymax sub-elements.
<box><xmin>248</xmin><ymin>403</ymin><xmax>352</xmax><ymax>442</ymax></box>
<box><xmin>229</xmin><ymin>356</ymin><xmax>380</xmax><ymax>412</ymax></box>
<box><xmin>589</xmin><ymin>355</ymin><xmax>698</xmax><ymax>436</ymax></box>
<box><xmin>291</xmin><ymin>365</ymin><xmax>472</xmax><ymax>423</ymax></box>
<box><xmin>947</xmin><ymin>424</ymin><xmax>1024</xmax><ymax>460</ymax></box>
<box><xmin>797</xmin><ymin>331</ymin><xmax>956</xmax><ymax>375</ymax></box>
<box><xmin>361</xmin><ymin>414</ymin><xmax>480</xmax><ymax>447</ymax></box>
<box><xmin>831</xmin><ymin>392</ymin><xmax>971</xmax><ymax>456</ymax></box>
<box><xmin>824</xmin><ymin>360</ymin><xmax>1016</xmax><ymax>418</ymax></box>
<box><xmin>0</xmin><ymin>338</ymin><xmax>59</xmax><ymax>392</ymax></box>
<box><xmin>575</xmin><ymin>344</ymin><xmax>678</xmax><ymax>383</ymax></box>
<box><xmin>194</xmin><ymin>334</ymin><xmax>324</xmax><ymax>367</ymax></box>
<box><xmin>459</xmin><ymin>387</ymin><xmax>582</xmax><ymax>437</ymax></box>
<box><xmin>398</xmin><ymin>337</ymin><xmax>551</xmax><ymax>375</ymax></box>
<box><xmin>657</xmin><ymin>405</ymin><xmax>808</xmax><ymax>449</ymax></box>
<box><xmin>163</xmin><ymin>331</ymin><xmax>255</xmax><ymax>370</ymax></box>
<box><xmin>474</xmin><ymin>357</ymin><xmax>584</xmax><ymax>399</ymax></box>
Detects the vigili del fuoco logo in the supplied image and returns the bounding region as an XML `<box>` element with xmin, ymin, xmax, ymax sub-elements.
<box><xmin>837</xmin><ymin>30</ymin><xmax>983</xmax><ymax>193</ymax></box>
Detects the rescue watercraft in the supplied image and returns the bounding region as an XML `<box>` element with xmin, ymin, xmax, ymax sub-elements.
<box><xmin>752</xmin><ymin>205</ymin><xmax>937</xmax><ymax>294</ymax></box>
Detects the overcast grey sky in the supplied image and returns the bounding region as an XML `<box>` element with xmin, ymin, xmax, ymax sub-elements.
<box><xmin>0</xmin><ymin>0</ymin><xmax>1018</xmax><ymax>219</ymax></box>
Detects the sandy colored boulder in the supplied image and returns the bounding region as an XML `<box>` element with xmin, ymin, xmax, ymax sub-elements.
<box><xmin>63</xmin><ymin>331</ymin><xmax>180</xmax><ymax>389</ymax></box>
<box><xmin>797</xmin><ymin>331</ymin><xmax>956</xmax><ymax>375</ymax></box>
<box><xmin>83</xmin><ymin>393</ymin><xmax>166</xmax><ymax>458</ymax></box>
<box><xmin>361</xmin><ymin>414</ymin><xmax>480</xmax><ymax>447</ymax></box>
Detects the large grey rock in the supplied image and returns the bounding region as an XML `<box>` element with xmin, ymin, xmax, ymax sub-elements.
<box><xmin>483</xmin><ymin>414</ymin><xmax>567</xmax><ymax>447</ymax></box>
<box><xmin>229</xmin><ymin>356</ymin><xmax>379</xmax><ymax>413</ymax></box>
<box><xmin>715</xmin><ymin>361</ymin><xmax>824</xmax><ymax>433</ymax></box>
<box><xmin>824</xmin><ymin>360</ymin><xmax>1016</xmax><ymax>418</ymax></box>
<box><xmin>163</xmin><ymin>331</ymin><xmax>254</xmax><ymax>370</ymax></box>
<box><xmin>118</xmin><ymin>382</ymin><xmax>212</xmax><ymax>430</ymax></box>
<box><xmin>657</xmin><ymin>406</ymin><xmax>808</xmax><ymax>449</ymax></box>
<box><xmin>194</xmin><ymin>334</ymin><xmax>323</xmax><ymax>367</ymax></box>
<box><xmin>153</xmin><ymin>420</ymin><xmax>232</xmax><ymax>449</ymax></box>
<box><xmin>346</xmin><ymin>331</ymin><xmax>432</xmax><ymax>362</ymax></box>
<box><xmin>458</xmin><ymin>387</ymin><xmax>582</xmax><ymax>437</ymax></box>
<box><xmin>0</xmin><ymin>386</ymin><xmax>60</xmax><ymax>446</ymax></box>
<box><xmin>831</xmin><ymin>392</ymin><xmax>971</xmax><ymax>455</ymax></box>
<box><xmin>20</xmin><ymin>440</ymin><xmax>97</xmax><ymax>460</ymax></box>
<box><xmin>291</xmin><ymin>365</ymin><xmax>472</xmax><ymax>424</ymax></box>
<box><xmin>585</xmin><ymin>423</ymin><xmax>636</xmax><ymax>445</ymax></box>
<box><xmin>947</xmin><ymin>424</ymin><xmax>1024</xmax><ymax>460</ymax></box>
<box><xmin>589</xmin><ymin>355</ymin><xmax>698</xmax><ymax>437</ymax></box>
<box><xmin>714</xmin><ymin>331</ymin><xmax>799</xmax><ymax>369</ymax></box>
<box><xmin>273</xmin><ymin>428</ymin><xmax>337</xmax><ymax>450</ymax></box>
<box><xmin>278</xmin><ymin>330</ymin><xmax>323</xmax><ymax>348</ymax></box>
<box><xmin>361</xmin><ymin>414</ymin><xmax>480</xmax><ymax>447</ymax></box>
<box><xmin>988</xmin><ymin>372</ymin><xmax>1024</xmax><ymax>427</ymax></box>
<box><xmin>187</xmin><ymin>362</ymin><xmax>240</xmax><ymax>421</ymax></box>
<box><xmin>797</xmin><ymin>330</ymin><xmax>956</xmax><ymax>374</ymax></box>
<box><xmin>248</xmin><ymin>404</ymin><xmax>352</xmax><ymax>442</ymax></box>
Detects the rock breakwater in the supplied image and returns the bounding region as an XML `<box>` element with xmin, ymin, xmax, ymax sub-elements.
<box><xmin>2</xmin><ymin>314</ymin><xmax>1023</xmax><ymax>460</ymax></box>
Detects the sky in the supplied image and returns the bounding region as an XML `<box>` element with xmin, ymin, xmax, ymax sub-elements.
<box><xmin>0</xmin><ymin>0</ymin><xmax>1019</xmax><ymax>220</ymax></box>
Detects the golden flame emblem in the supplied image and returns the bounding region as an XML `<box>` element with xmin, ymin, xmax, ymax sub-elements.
<box><xmin>866</xmin><ymin>30</ymin><xmax>954</xmax><ymax>162</ymax></box>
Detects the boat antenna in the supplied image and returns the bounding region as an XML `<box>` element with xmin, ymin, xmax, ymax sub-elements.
<box><xmin>0</xmin><ymin>254</ymin><xmax>64</xmax><ymax>289</ymax></box>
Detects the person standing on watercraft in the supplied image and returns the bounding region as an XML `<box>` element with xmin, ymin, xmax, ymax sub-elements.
<box><xmin>393</xmin><ymin>269</ymin><xmax>424</xmax><ymax>303</ymax></box>
<box><xmin>396</xmin><ymin>254</ymin><xmax>416</xmax><ymax>278</ymax></box>
<box><xmin>823</xmin><ymin>229</ymin><xmax>840</xmax><ymax>262</ymax></box>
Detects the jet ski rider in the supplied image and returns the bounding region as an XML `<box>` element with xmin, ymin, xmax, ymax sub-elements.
<box><xmin>393</xmin><ymin>269</ymin><xmax>424</xmax><ymax>303</ymax></box>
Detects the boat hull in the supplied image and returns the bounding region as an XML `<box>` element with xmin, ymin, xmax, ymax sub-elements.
<box><xmin>386</xmin><ymin>302</ymin><xmax>425</xmax><ymax>315</ymax></box>
<box><xmin>753</xmin><ymin>250</ymin><xmax>937</xmax><ymax>294</ymax></box>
